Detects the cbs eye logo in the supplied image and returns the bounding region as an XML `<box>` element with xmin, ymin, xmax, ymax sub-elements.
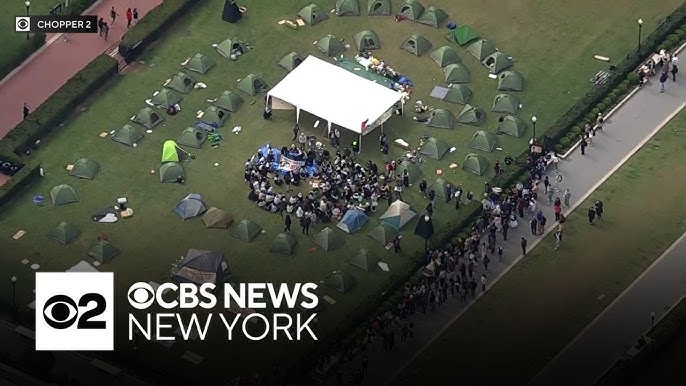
<box><xmin>127</xmin><ymin>282</ymin><xmax>155</xmax><ymax>310</ymax></box>
<box><xmin>43</xmin><ymin>293</ymin><xmax>107</xmax><ymax>329</ymax></box>
<box><xmin>15</xmin><ymin>17</ymin><xmax>31</xmax><ymax>32</ymax></box>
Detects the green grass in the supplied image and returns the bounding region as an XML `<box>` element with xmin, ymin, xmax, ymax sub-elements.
<box><xmin>1</xmin><ymin>0</ymin><xmax>55</xmax><ymax>73</ymax></box>
<box><xmin>397</xmin><ymin>111</ymin><xmax>686</xmax><ymax>385</ymax></box>
<box><xmin>629</xmin><ymin>323</ymin><xmax>686</xmax><ymax>385</ymax></box>
<box><xmin>0</xmin><ymin>0</ymin><xmax>682</xmax><ymax>381</ymax></box>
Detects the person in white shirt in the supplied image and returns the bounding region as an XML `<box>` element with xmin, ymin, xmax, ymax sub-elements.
<box><xmin>551</xmin><ymin>154</ymin><xmax>560</xmax><ymax>170</ymax></box>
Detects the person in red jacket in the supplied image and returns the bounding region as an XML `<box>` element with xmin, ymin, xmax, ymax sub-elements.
<box><xmin>126</xmin><ymin>8</ymin><xmax>133</xmax><ymax>29</ymax></box>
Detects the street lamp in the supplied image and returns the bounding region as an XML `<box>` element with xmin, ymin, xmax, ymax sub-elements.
<box><xmin>530</xmin><ymin>116</ymin><xmax>537</xmax><ymax>145</ymax></box>
<box><xmin>650</xmin><ymin>311</ymin><xmax>655</xmax><ymax>330</ymax></box>
<box><xmin>637</xmin><ymin>18</ymin><xmax>643</xmax><ymax>55</ymax></box>
<box><xmin>11</xmin><ymin>276</ymin><xmax>17</xmax><ymax>310</ymax></box>
<box><xmin>25</xmin><ymin>1</ymin><xmax>31</xmax><ymax>40</ymax></box>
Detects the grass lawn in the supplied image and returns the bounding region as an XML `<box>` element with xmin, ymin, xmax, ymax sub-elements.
<box><xmin>0</xmin><ymin>0</ymin><xmax>682</xmax><ymax>381</ymax></box>
<box><xmin>1</xmin><ymin>0</ymin><xmax>57</xmax><ymax>74</ymax></box>
<box><xmin>396</xmin><ymin>111</ymin><xmax>686</xmax><ymax>385</ymax></box>
<box><xmin>629</xmin><ymin>325</ymin><xmax>686</xmax><ymax>385</ymax></box>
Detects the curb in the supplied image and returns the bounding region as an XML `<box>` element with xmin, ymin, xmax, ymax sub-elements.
<box><xmin>560</xmin><ymin>40</ymin><xmax>686</xmax><ymax>159</ymax></box>
<box><xmin>0</xmin><ymin>0</ymin><xmax>108</xmax><ymax>88</ymax></box>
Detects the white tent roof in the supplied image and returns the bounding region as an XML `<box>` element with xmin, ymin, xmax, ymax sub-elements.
<box><xmin>267</xmin><ymin>55</ymin><xmax>403</xmax><ymax>135</ymax></box>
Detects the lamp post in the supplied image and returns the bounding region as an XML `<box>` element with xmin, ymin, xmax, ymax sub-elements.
<box><xmin>637</xmin><ymin>18</ymin><xmax>643</xmax><ymax>55</ymax></box>
<box><xmin>649</xmin><ymin>311</ymin><xmax>655</xmax><ymax>352</ymax></box>
<box><xmin>11</xmin><ymin>276</ymin><xmax>17</xmax><ymax>311</ymax></box>
<box><xmin>25</xmin><ymin>1</ymin><xmax>31</xmax><ymax>40</ymax></box>
<box><xmin>530</xmin><ymin>116</ymin><xmax>537</xmax><ymax>145</ymax></box>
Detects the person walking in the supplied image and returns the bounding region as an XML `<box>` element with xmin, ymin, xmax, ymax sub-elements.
<box><xmin>554</xmin><ymin>228</ymin><xmax>563</xmax><ymax>250</ymax></box>
<box><xmin>529</xmin><ymin>217</ymin><xmax>538</xmax><ymax>235</ymax></box>
<box><xmin>547</xmin><ymin>185</ymin><xmax>554</xmax><ymax>204</ymax></box>
<box><xmin>22</xmin><ymin>103</ymin><xmax>29</xmax><ymax>119</ymax></box>
<box><xmin>543</xmin><ymin>176</ymin><xmax>550</xmax><ymax>194</ymax></box>
<box><xmin>563</xmin><ymin>189</ymin><xmax>571</xmax><ymax>207</ymax></box>
<box><xmin>392</xmin><ymin>235</ymin><xmax>401</xmax><ymax>253</ymax></box>
<box><xmin>133</xmin><ymin>8</ymin><xmax>139</xmax><ymax>23</ymax></box>
<box><xmin>580</xmin><ymin>137</ymin><xmax>588</xmax><ymax>155</ymax></box>
<box><xmin>292</xmin><ymin>124</ymin><xmax>300</xmax><ymax>141</ymax></box>
<box><xmin>480</xmin><ymin>274</ymin><xmax>487</xmax><ymax>292</ymax></box>
<box><xmin>110</xmin><ymin>7</ymin><xmax>119</xmax><ymax>25</ymax></box>
<box><xmin>595</xmin><ymin>200</ymin><xmax>604</xmax><ymax>220</ymax></box>
<box><xmin>671</xmin><ymin>56</ymin><xmax>678</xmax><ymax>81</ymax></box>
<box><xmin>483</xmin><ymin>255</ymin><xmax>490</xmax><ymax>271</ymax></box>
<box><xmin>98</xmin><ymin>17</ymin><xmax>104</xmax><ymax>35</ymax></box>
<box><xmin>659</xmin><ymin>71</ymin><xmax>668</xmax><ymax>93</ymax></box>
<box><xmin>587</xmin><ymin>206</ymin><xmax>596</xmax><ymax>225</ymax></box>
<box><xmin>284</xmin><ymin>215</ymin><xmax>292</xmax><ymax>232</ymax></box>
<box><xmin>126</xmin><ymin>8</ymin><xmax>133</xmax><ymax>28</ymax></box>
<box><xmin>520</xmin><ymin>237</ymin><xmax>527</xmax><ymax>255</ymax></box>
<box><xmin>551</xmin><ymin>153</ymin><xmax>560</xmax><ymax>170</ymax></box>
<box><xmin>419</xmin><ymin>179</ymin><xmax>427</xmax><ymax>198</ymax></box>
<box><xmin>497</xmin><ymin>244</ymin><xmax>504</xmax><ymax>262</ymax></box>
<box><xmin>301</xmin><ymin>216</ymin><xmax>311</xmax><ymax>235</ymax></box>
<box><xmin>298</xmin><ymin>132</ymin><xmax>307</xmax><ymax>150</ymax></box>
<box><xmin>554</xmin><ymin>203</ymin><xmax>562</xmax><ymax>222</ymax></box>
<box><xmin>539</xmin><ymin>215</ymin><xmax>547</xmax><ymax>235</ymax></box>
<box><xmin>102</xmin><ymin>21</ymin><xmax>110</xmax><ymax>41</ymax></box>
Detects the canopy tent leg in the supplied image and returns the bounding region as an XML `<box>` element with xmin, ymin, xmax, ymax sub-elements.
<box><xmin>327</xmin><ymin>121</ymin><xmax>332</xmax><ymax>135</ymax></box>
<box><xmin>359</xmin><ymin>133</ymin><xmax>362</xmax><ymax>153</ymax></box>
<box><xmin>295</xmin><ymin>107</ymin><xmax>301</xmax><ymax>123</ymax></box>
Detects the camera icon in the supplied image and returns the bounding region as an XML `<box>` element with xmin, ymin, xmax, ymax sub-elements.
<box><xmin>16</xmin><ymin>16</ymin><xmax>31</xmax><ymax>32</ymax></box>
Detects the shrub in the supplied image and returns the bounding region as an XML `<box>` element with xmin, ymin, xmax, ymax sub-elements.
<box><xmin>610</xmin><ymin>89</ymin><xmax>620</xmax><ymax>98</ymax></box>
<box><xmin>0</xmin><ymin>55</ymin><xmax>118</xmax><ymax>156</ymax></box>
<box><xmin>667</xmin><ymin>33</ymin><xmax>680</xmax><ymax>44</ymax></box>
<box><xmin>0</xmin><ymin>33</ymin><xmax>46</xmax><ymax>83</ymax></box>
<box><xmin>571</xmin><ymin>125</ymin><xmax>582</xmax><ymax>135</ymax></box>
<box><xmin>554</xmin><ymin>143</ymin><xmax>563</xmax><ymax>153</ymax></box>
<box><xmin>626</xmin><ymin>72</ymin><xmax>639</xmax><ymax>83</ymax></box>
<box><xmin>596</xmin><ymin>103</ymin><xmax>606</xmax><ymax>112</ymax></box>
<box><xmin>566</xmin><ymin>132</ymin><xmax>577</xmax><ymax>141</ymax></box>
<box><xmin>560</xmin><ymin>137</ymin><xmax>571</xmax><ymax>147</ymax></box>
<box><xmin>603</xmin><ymin>96</ymin><xmax>613</xmax><ymax>105</ymax></box>
<box><xmin>617</xmin><ymin>83</ymin><xmax>629</xmax><ymax>94</ymax></box>
<box><xmin>590</xmin><ymin>108</ymin><xmax>600</xmax><ymax>116</ymax></box>
<box><xmin>676</xmin><ymin>28</ymin><xmax>686</xmax><ymax>38</ymax></box>
<box><xmin>64</xmin><ymin>0</ymin><xmax>99</xmax><ymax>15</ymax></box>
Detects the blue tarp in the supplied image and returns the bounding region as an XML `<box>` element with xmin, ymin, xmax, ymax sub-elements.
<box><xmin>257</xmin><ymin>145</ymin><xmax>318</xmax><ymax>176</ymax></box>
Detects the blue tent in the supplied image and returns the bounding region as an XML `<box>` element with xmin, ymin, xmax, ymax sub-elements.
<box><xmin>172</xmin><ymin>193</ymin><xmax>207</xmax><ymax>220</ymax></box>
<box><xmin>337</xmin><ymin>209</ymin><xmax>368</xmax><ymax>233</ymax></box>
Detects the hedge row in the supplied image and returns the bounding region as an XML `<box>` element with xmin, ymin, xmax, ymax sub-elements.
<box><xmin>118</xmin><ymin>0</ymin><xmax>209</xmax><ymax>59</ymax></box>
<box><xmin>0</xmin><ymin>33</ymin><xmax>46</xmax><ymax>84</ymax></box>
<box><xmin>0</xmin><ymin>161</ymin><xmax>40</xmax><ymax>208</ymax></box>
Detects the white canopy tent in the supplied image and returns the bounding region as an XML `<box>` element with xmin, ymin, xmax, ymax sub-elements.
<box><xmin>267</xmin><ymin>55</ymin><xmax>404</xmax><ymax>150</ymax></box>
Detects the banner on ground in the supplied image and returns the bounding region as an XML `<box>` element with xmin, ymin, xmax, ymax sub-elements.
<box><xmin>279</xmin><ymin>155</ymin><xmax>305</xmax><ymax>172</ymax></box>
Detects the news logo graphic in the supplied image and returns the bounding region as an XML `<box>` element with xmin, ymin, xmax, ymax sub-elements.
<box><xmin>35</xmin><ymin>272</ymin><xmax>114</xmax><ymax>351</ymax></box>
<box><xmin>15</xmin><ymin>15</ymin><xmax>98</xmax><ymax>34</ymax></box>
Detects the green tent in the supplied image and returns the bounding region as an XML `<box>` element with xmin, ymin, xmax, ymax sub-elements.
<box><xmin>427</xmin><ymin>108</ymin><xmax>454</xmax><ymax>129</ymax></box>
<box><xmin>312</xmin><ymin>227</ymin><xmax>343</xmax><ymax>251</ymax></box>
<box><xmin>443</xmin><ymin>63</ymin><xmax>470</xmax><ymax>84</ymax></box>
<box><xmin>400</xmin><ymin>34</ymin><xmax>432</xmax><ymax>56</ymax></box>
<box><xmin>420</xmin><ymin>137</ymin><xmax>449</xmax><ymax>160</ymax></box>
<box><xmin>398</xmin><ymin>0</ymin><xmax>425</xmax><ymax>20</ymax></box>
<box><xmin>444</xmin><ymin>84</ymin><xmax>472</xmax><ymax>105</ymax></box>
<box><xmin>184</xmin><ymin>53</ymin><xmax>216</xmax><ymax>75</ymax></box>
<box><xmin>416</xmin><ymin>6</ymin><xmax>448</xmax><ymax>28</ymax></box>
<box><xmin>446</xmin><ymin>24</ymin><xmax>479</xmax><ymax>46</ymax></box>
<box><xmin>367</xmin><ymin>0</ymin><xmax>391</xmax><ymax>15</ymax></box>
<box><xmin>216</xmin><ymin>37</ymin><xmax>248</xmax><ymax>59</ymax></box>
<box><xmin>177</xmin><ymin>127</ymin><xmax>207</xmax><ymax>148</ymax></box>
<box><xmin>159</xmin><ymin>162</ymin><xmax>185</xmax><ymax>183</ymax></box>
<box><xmin>151</xmin><ymin>88</ymin><xmax>182</xmax><ymax>109</ymax></box>
<box><xmin>325</xmin><ymin>271</ymin><xmax>355</xmax><ymax>294</ymax></box>
<box><xmin>162</xmin><ymin>140</ymin><xmax>180</xmax><ymax>163</ymax></box>
<box><xmin>367</xmin><ymin>224</ymin><xmax>398</xmax><ymax>245</ymax></box>
<box><xmin>86</xmin><ymin>240</ymin><xmax>121</xmax><ymax>263</ymax></box>
<box><xmin>270</xmin><ymin>233</ymin><xmax>297</xmax><ymax>255</ymax></box>
<box><xmin>316</xmin><ymin>34</ymin><xmax>347</xmax><ymax>56</ymax></box>
<box><xmin>498</xmin><ymin>115</ymin><xmax>527</xmax><ymax>138</ymax></box>
<box><xmin>429</xmin><ymin>46</ymin><xmax>460</xmax><ymax>67</ymax></box>
<box><xmin>379</xmin><ymin>200</ymin><xmax>417</xmax><ymax>230</ymax></box>
<box><xmin>112</xmin><ymin>124</ymin><xmax>143</xmax><ymax>147</ymax></box>
<box><xmin>456</xmin><ymin>104</ymin><xmax>485</xmax><ymax>125</ymax></box>
<box><xmin>202</xmin><ymin>207</ymin><xmax>233</xmax><ymax>229</ymax></box>
<box><xmin>483</xmin><ymin>51</ymin><xmax>513</xmax><ymax>74</ymax></box>
<box><xmin>353</xmin><ymin>30</ymin><xmax>381</xmax><ymax>51</ymax></box>
<box><xmin>297</xmin><ymin>3</ymin><xmax>328</xmax><ymax>25</ymax></box>
<box><xmin>236</xmin><ymin>74</ymin><xmax>268</xmax><ymax>96</ymax></box>
<box><xmin>231</xmin><ymin>219</ymin><xmax>262</xmax><ymax>242</ymax></box>
<box><xmin>47</xmin><ymin>221</ymin><xmax>80</xmax><ymax>245</ymax></box>
<box><xmin>467</xmin><ymin>39</ymin><xmax>497</xmax><ymax>61</ymax></box>
<box><xmin>50</xmin><ymin>184</ymin><xmax>79</xmax><ymax>205</ymax></box>
<box><xmin>213</xmin><ymin>90</ymin><xmax>244</xmax><ymax>112</ymax></box>
<box><xmin>277</xmin><ymin>52</ymin><xmax>304</xmax><ymax>72</ymax></box>
<box><xmin>462</xmin><ymin>153</ymin><xmax>489</xmax><ymax>176</ymax></box>
<box><xmin>492</xmin><ymin>93</ymin><xmax>521</xmax><ymax>114</ymax></box>
<box><xmin>69</xmin><ymin>158</ymin><xmax>100</xmax><ymax>179</ymax></box>
<box><xmin>429</xmin><ymin>178</ymin><xmax>455</xmax><ymax>200</ymax></box>
<box><xmin>349</xmin><ymin>249</ymin><xmax>376</xmax><ymax>272</ymax></box>
<box><xmin>336</xmin><ymin>0</ymin><xmax>360</xmax><ymax>16</ymax></box>
<box><xmin>497</xmin><ymin>70</ymin><xmax>524</xmax><ymax>91</ymax></box>
<box><xmin>468</xmin><ymin>130</ymin><xmax>499</xmax><ymax>152</ymax></box>
<box><xmin>200</xmin><ymin>106</ymin><xmax>229</xmax><ymax>127</ymax></box>
<box><xmin>394</xmin><ymin>161</ymin><xmax>422</xmax><ymax>183</ymax></box>
<box><xmin>165</xmin><ymin>72</ymin><xmax>195</xmax><ymax>94</ymax></box>
<box><xmin>131</xmin><ymin>107</ymin><xmax>164</xmax><ymax>129</ymax></box>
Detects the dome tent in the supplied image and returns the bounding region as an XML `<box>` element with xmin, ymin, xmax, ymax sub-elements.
<box><xmin>443</xmin><ymin>84</ymin><xmax>472</xmax><ymax>105</ymax></box>
<box><xmin>50</xmin><ymin>184</ymin><xmax>79</xmax><ymax>205</ymax></box>
<box><xmin>151</xmin><ymin>88</ymin><xmax>182</xmax><ymax>109</ymax></box>
<box><xmin>184</xmin><ymin>53</ymin><xmax>216</xmax><ymax>75</ymax></box>
<box><xmin>336</xmin><ymin>0</ymin><xmax>360</xmax><ymax>16</ymax></box>
<box><xmin>177</xmin><ymin>127</ymin><xmax>207</xmax><ymax>149</ymax></box>
<box><xmin>236</xmin><ymin>74</ymin><xmax>268</xmax><ymax>96</ymax></box>
<box><xmin>398</xmin><ymin>0</ymin><xmax>425</xmax><ymax>21</ymax></box>
<box><xmin>456</xmin><ymin>104</ymin><xmax>485</xmax><ymax>125</ymax></box>
<box><xmin>297</xmin><ymin>3</ymin><xmax>328</xmax><ymax>26</ymax></box>
<box><xmin>131</xmin><ymin>107</ymin><xmax>164</xmax><ymax>129</ymax></box>
<box><xmin>395</xmin><ymin>161</ymin><xmax>422</xmax><ymax>183</ymax></box>
<box><xmin>172</xmin><ymin>193</ymin><xmax>207</xmax><ymax>220</ymax></box>
<box><xmin>325</xmin><ymin>271</ymin><xmax>355</xmax><ymax>294</ymax></box>
<box><xmin>467</xmin><ymin>39</ymin><xmax>497</xmax><ymax>61</ymax></box>
<box><xmin>202</xmin><ymin>207</ymin><xmax>233</xmax><ymax>229</ymax></box>
<box><xmin>161</xmin><ymin>140</ymin><xmax>182</xmax><ymax>164</ymax></box>
<box><xmin>270</xmin><ymin>233</ymin><xmax>298</xmax><ymax>255</ymax></box>
<box><xmin>429</xmin><ymin>46</ymin><xmax>460</xmax><ymax>67</ymax></box>
<box><xmin>379</xmin><ymin>200</ymin><xmax>417</xmax><ymax>230</ymax></box>
<box><xmin>427</xmin><ymin>108</ymin><xmax>454</xmax><ymax>129</ymax></box>
<box><xmin>164</xmin><ymin>72</ymin><xmax>195</xmax><ymax>94</ymax></box>
<box><xmin>337</xmin><ymin>209</ymin><xmax>368</xmax><ymax>233</ymax></box>
<box><xmin>419</xmin><ymin>137</ymin><xmax>449</xmax><ymax>160</ymax></box>
<box><xmin>483</xmin><ymin>51</ymin><xmax>514</xmax><ymax>74</ymax></box>
<box><xmin>367</xmin><ymin>224</ymin><xmax>398</xmax><ymax>245</ymax></box>
<box><xmin>200</xmin><ymin>106</ymin><xmax>229</xmax><ymax>127</ymax></box>
<box><xmin>446</xmin><ymin>24</ymin><xmax>479</xmax><ymax>46</ymax></box>
<box><xmin>443</xmin><ymin>63</ymin><xmax>470</xmax><ymax>84</ymax></box>
<box><xmin>312</xmin><ymin>227</ymin><xmax>344</xmax><ymax>251</ymax></box>
<box><xmin>367</xmin><ymin>0</ymin><xmax>391</xmax><ymax>15</ymax></box>
<box><xmin>216</xmin><ymin>37</ymin><xmax>248</xmax><ymax>59</ymax></box>
<box><xmin>69</xmin><ymin>158</ymin><xmax>100</xmax><ymax>179</ymax></box>
<box><xmin>173</xmin><ymin>249</ymin><xmax>228</xmax><ymax>285</ymax></box>
<box><xmin>277</xmin><ymin>52</ymin><xmax>304</xmax><ymax>72</ymax></box>
<box><xmin>231</xmin><ymin>219</ymin><xmax>262</xmax><ymax>242</ymax></box>
<box><xmin>400</xmin><ymin>34</ymin><xmax>432</xmax><ymax>56</ymax></box>
<box><xmin>159</xmin><ymin>162</ymin><xmax>185</xmax><ymax>183</ymax></box>
<box><xmin>428</xmin><ymin>178</ymin><xmax>455</xmax><ymax>200</ymax></box>
<box><xmin>86</xmin><ymin>240</ymin><xmax>121</xmax><ymax>263</ymax></box>
<box><xmin>349</xmin><ymin>249</ymin><xmax>377</xmax><ymax>272</ymax></box>
<box><xmin>497</xmin><ymin>115</ymin><xmax>527</xmax><ymax>138</ymax></box>
<box><xmin>213</xmin><ymin>90</ymin><xmax>244</xmax><ymax>112</ymax></box>
<box><xmin>462</xmin><ymin>153</ymin><xmax>489</xmax><ymax>176</ymax></box>
<box><xmin>468</xmin><ymin>130</ymin><xmax>499</xmax><ymax>152</ymax></box>
<box><xmin>416</xmin><ymin>6</ymin><xmax>448</xmax><ymax>28</ymax></box>
<box><xmin>47</xmin><ymin>221</ymin><xmax>80</xmax><ymax>245</ymax></box>
<box><xmin>316</xmin><ymin>34</ymin><xmax>347</xmax><ymax>56</ymax></box>
<box><xmin>112</xmin><ymin>124</ymin><xmax>144</xmax><ymax>147</ymax></box>
<box><xmin>492</xmin><ymin>93</ymin><xmax>521</xmax><ymax>114</ymax></box>
<box><xmin>353</xmin><ymin>30</ymin><xmax>381</xmax><ymax>51</ymax></box>
<box><xmin>222</xmin><ymin>0</ymin><xmax>243</xmax><ymax>23</ymax></box>
<box><xmin>497</xmin><ymin>70</ymin><xmax>524</xmax><ymax>91</ymax></box>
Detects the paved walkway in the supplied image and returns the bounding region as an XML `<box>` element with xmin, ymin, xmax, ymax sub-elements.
<box><xmin>0</xmin><ymin>0</ymin><xmax>160</xmax><ymax>140</ymax></box>
<box><xmin>529</xmin><ymin>232</ymin><xmax>686</xmax><ymax>386</ymax></box>
<box><xmin>325</xmin><ymin>46</ymin><xmax>686</xmax><ymax>386</ymax></box>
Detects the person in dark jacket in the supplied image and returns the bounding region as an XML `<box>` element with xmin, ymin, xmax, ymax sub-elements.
<box><xmin>594</xmin><ymin>200</ymin><xmax>604</xmax><ymax>220</ymax></box>
<box><xmin>588</xmin><ymin>206</ymin><xmax>596</xmax><ymax>224</ymax></box>
<box><xmin>284</xmin><ymin>215</ymin><xmax>292</xmax><ymax>232</ymax></box>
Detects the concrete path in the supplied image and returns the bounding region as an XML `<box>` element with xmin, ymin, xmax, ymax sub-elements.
<box><xmin>325</xmin><ymin>46</ymin><xmax>686</xmax><ymax>386</ymax></box>
<box><xmin>529</xmin><ymin>232</ymin><xmax>686</xmax><ymax>386</ymax></box>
